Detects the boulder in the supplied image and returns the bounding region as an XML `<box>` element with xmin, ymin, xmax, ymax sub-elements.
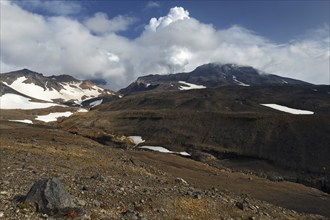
<box><xmin>24</xmin><ymin>177</ymin><xmax>78</xmax><ymax>217</ymax></box>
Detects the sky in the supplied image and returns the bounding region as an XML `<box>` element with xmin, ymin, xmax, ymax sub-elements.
<box><xmin>1</xmin><ymin>0</ymin><xmax>329</xmax><ymax>89</ymax></box>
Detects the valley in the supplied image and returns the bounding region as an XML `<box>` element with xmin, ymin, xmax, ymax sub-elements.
<box><xmin>1</xmin><ymin>120</ymin><xmax>329</xmax><ymax>219</ymax></box>
<box><xmin>0</xmin><ymin>64</ymin><xmax>330</xmax><ymax>219</ymax></box>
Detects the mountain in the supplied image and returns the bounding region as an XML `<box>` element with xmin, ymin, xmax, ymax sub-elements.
<box><xmin>0</xmin><ymin>69</ymin><xmax>117</xmax><ymax>109</ymax></box>
<box><xmin>59</xmin><ymin>83</ymin><xmax>330</xmax><ymax>193</ymax></box>
<box><xmin>119</xmin><ymin>63</ymin><xmax>310</xmax><ymax>95</ymax></box>
<box><xmin>1</xmin><ymin>65</ymin><xmax>330</xmax><ymax>218</ymax></box>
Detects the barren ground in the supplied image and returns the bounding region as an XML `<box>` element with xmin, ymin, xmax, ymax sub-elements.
<box><xmin>1</xmin><ymin>120</ymin><xmax>329</xmax><ymax>219</ymax></box>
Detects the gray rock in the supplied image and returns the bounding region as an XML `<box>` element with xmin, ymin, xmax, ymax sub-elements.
<box><xmin>23</xmin><ymin>178</ymin><xmax>79</xmax><ymax>217</ymax></box>
<box><xmin>194</xmin><ymin>193</ymin><xmax>202</xmax><ymax>200</ymax></box>
<box><xmin>77</xmin><ymin>199</ymin><xmax>86</xmax><ymax>207</ymax></box>
<box><xmin>82</xmin><ymin>185</ymin><xmax>89</xmax><ymax>191</ymax></box>
<box><xmin>122</xmin><ymin>210</ymin><xmax>136</xmax><ymax>218</ymax></box>
<box><xmin>93</xmin><ymin>200</ymin><xmax>101</xmax><ymax>207</ymax></box>
<box><xmin>267</xmin><ymin>174</ymin><xmax>284</xmax><ymax>182</ymax></box>
<box><xmin>96</xmin><ymin>189</ymin><xmax>104</xmax><ymax>195</ymax></box>
<box><xmin>143</xmin><ymin>189</ymin><xmax>151</xmax><ymax>195</ymax></box>
<box><xmin>91</xmin><ymin>172</ymin><xmax>105</xmax><ymax>181</ymax></box>
<box><xmin>175</xmin><ymin>177</ymin><xmax>188</xmax><ymax>185</ymax></box>
<box><xmin>236</xmin><ymin>201</ymin><xmax>247</xmax><ymax>210</ymax></box>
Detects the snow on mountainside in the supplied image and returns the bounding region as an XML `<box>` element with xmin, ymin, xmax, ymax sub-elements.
<box><xmin>0</xmin><ymin>69</ymin><xmax>117</xmax><ymax>109</ymax></box>
<box><xmin>0</xmin><ymin>93</ymin><xmax>61</xmax><ymax>110</ymax></box>
<box><xmin>119</xmin><ymin>63</ymin><xmax>311</xmax><ymax>95</ymax></box>
<box><xmin>261</xmin><ymin>104</ymin><xmax>314</xmax><ymax>115</ymax></box>
<box><xmin>178</xmin><ymin>81</ymin><xmax>206</xmax><ymax>90</ymax></box>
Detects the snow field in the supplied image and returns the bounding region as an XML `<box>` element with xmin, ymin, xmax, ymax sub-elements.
<box><xmin>8</xmin><ymin>119</ymin><xmax>33</xmax><ymax>124</ymax></box>
<box><xmin>178</xmin><ymin>81</ymin><xmax>206</xmax><ymax>90</ymax></box>
<box><xmin>261</xmin><ymin>104</ymin><xmax>314</xmax><ymax>115</ymax></box>
<box><xmin>35</xmin><ymin>112</ymin><xmax>73</xmax><ymax>122</ymax></box>
<box><xmin>128</xmin><ymin>136</ymin><xmax>145</xmax><ymax>146</ymax></box>
<box><xmin>89</xmin><ymin>99</ymin><xmax>103</xmax><ymax>107</ymax></box>
<box><xmin>0</xmin><ymin>93</ymin><xmax>59</xmax><ymax>109</ymax></box>
<box><xmin>139</xmin><ymin>145</ymin><xmax>191</xmax><ymax>156</ymax></box>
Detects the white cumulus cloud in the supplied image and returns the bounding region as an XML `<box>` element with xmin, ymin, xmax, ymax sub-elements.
<box><xmin>146</xmin><ymin>6</ymin><xmax>190</xmax><ymax>32</ymax></box>
<box><xmin>84</xmin><ymin>12</ymin><xmax>136</xmax><ymax>34</ymax></box>
<box><xmin>1</xmin><ymin>2</ymin><xmax>329</xmax><ymax>90</ymax></box>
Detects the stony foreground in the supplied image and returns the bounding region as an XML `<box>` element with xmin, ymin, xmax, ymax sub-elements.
<box><xmin>0</xmin><ymin>121</ymin><xmax>329</xmax><ymax>219</ymax></box>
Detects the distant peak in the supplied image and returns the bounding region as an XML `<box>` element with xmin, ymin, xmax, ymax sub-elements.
<box><xmin>195</xmin><ymin>63</ymin><xmax>231</xmax><ymax>70</ymax></box>
<box><xmin>49</xmin><ymin>74</ymin><xmax>79</xmax><ymax>82</ymax></box>
<box><xmin>0</xmin><ymin>68</ymin><xmax>43</xmax><ymax>76</ymax></box>
<box><xmin>199</xmin><ymin>63</ymin><xmax>247</xmax><ymax>69</ymax></box>
<box><xmin>19</xmin><ymin>68</ymin><xmax>39</xmax><ymax>74</ymax></box>
<box><xmin>193</xmin><ymin>63</ymin><xmax>259</xmax><ymax>75</ymax></box>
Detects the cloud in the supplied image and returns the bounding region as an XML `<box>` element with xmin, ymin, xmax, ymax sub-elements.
<box><xmin>84</xmin><ymin>12</ymin><xmax>136</xmax><ymax>34</ymax></box>
<box><xmin>146</xmin><ymin>6</ymin><xmax>190</xmax><ymax>32</ymax></box>
<box><xmin>14</xmin><ymin>0</ymin><xmax>82</xmax><ymax>15</ymax></box>
<box><xmin>146</xmin><ymin>1</ymin><xmax>161</xmax><ymax>9</ymax></box>
<box><xmin>1</xmin><ymin>2</ymin><xmax>329</xmax><ymax>90</ymax></box>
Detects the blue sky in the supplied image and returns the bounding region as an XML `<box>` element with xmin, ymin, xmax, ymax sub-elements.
<box><xmin>1</xmin><ymin>0</ymin><xmax>329</xmax><ymax>89</ymax></box>
<box><xmin>15</xmin><ymin>0</ymin><xmax>330</xmax><ymax>42</ymax></box>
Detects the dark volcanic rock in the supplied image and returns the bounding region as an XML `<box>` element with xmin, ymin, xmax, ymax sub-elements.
<box><xmin>23</xmin><ymin>178</ymin><xmax>78</xmax><ymax>217</ymax></box>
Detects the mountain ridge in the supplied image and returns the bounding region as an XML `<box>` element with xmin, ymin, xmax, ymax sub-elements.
<box><xmin>119</xmin><ymin>63</ymin><xmax>311</xmax><ymax>95</ymax></box>
<box><xmin>0</xmin><ymin>69</ymin><xmax>117</xmax><ymax>107</ymax></box>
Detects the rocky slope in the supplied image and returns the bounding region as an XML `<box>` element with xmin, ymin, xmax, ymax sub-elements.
<box><xmin>59</xmin><ymin>85</ymin><xmax>330</xmax><ymax>193</ymax></box>
<box><xmin>1</xmin><ymin>120</ymin><xmax>329</xmax><ymax>219</ymax></box>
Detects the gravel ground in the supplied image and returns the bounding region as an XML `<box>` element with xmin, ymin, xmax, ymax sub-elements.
<box><xmin>0</xmin><ymin>121</ymin><xmax>328</xmax><ymax>219</ymax></box>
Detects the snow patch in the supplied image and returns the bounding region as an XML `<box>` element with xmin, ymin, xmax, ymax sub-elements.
<box><xmin>89</xmin><ymin>99</ymin><xmax>103</xmax><ymax>107</ymax></box>
<box><xmin>139</xmin><ymin>146</ymin><xmax>172</xmax><ymax>153</ymax></box>
<box><xmin>178</xmin><ymin>152</ymin><xmax>191</xmax><ymax>156</ymax></box>
<box><xmin>35</xmin><ymin>111</ymin><xmax>73</xmax><ymax>122</ymax></box>
<box><xmin>0</xmin><ymin>93</ymin><xmax>59</xmax><ymax>109</ymax></box>
<box><xmin>139</xmin><ymin>146</ymin><xmax>190</xmax><ymax>156</ymax></box>
<box><xmin>9</xmin><ymin>119</ymin><xmax>33</xmax><ymax>124</ymax></box>
<box><xmin>4</xmin><ymin>77</ymin><xmax>61</xmax><ymax>101</ymax></box>
<box><xmin>261</xmin><ymin>104</ymin><xmax>314</xmax><ymax>115</ymax></box>
<box><xmin>74</xmin><ymin>100</ymin><xmax>82</xmax><ymax>106</ymax></box>
<box><xmin>178</xmin><ymin>81</ymin><xmax>206</xmax><ymax>90</ymax></box>
<box><xmin>128</xmin><ymin>136</ymin><xmax>145</xmax><ymax>146</ymax></box>
<box><xmin>60</xmin><ymin>82</ymin><xmax>102</xmax><ymax>101</ymax></box>
<box><xmin>232</xmin><ymin>76</ymin><xmax>250</xmax><ymax>86</ymax></box>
